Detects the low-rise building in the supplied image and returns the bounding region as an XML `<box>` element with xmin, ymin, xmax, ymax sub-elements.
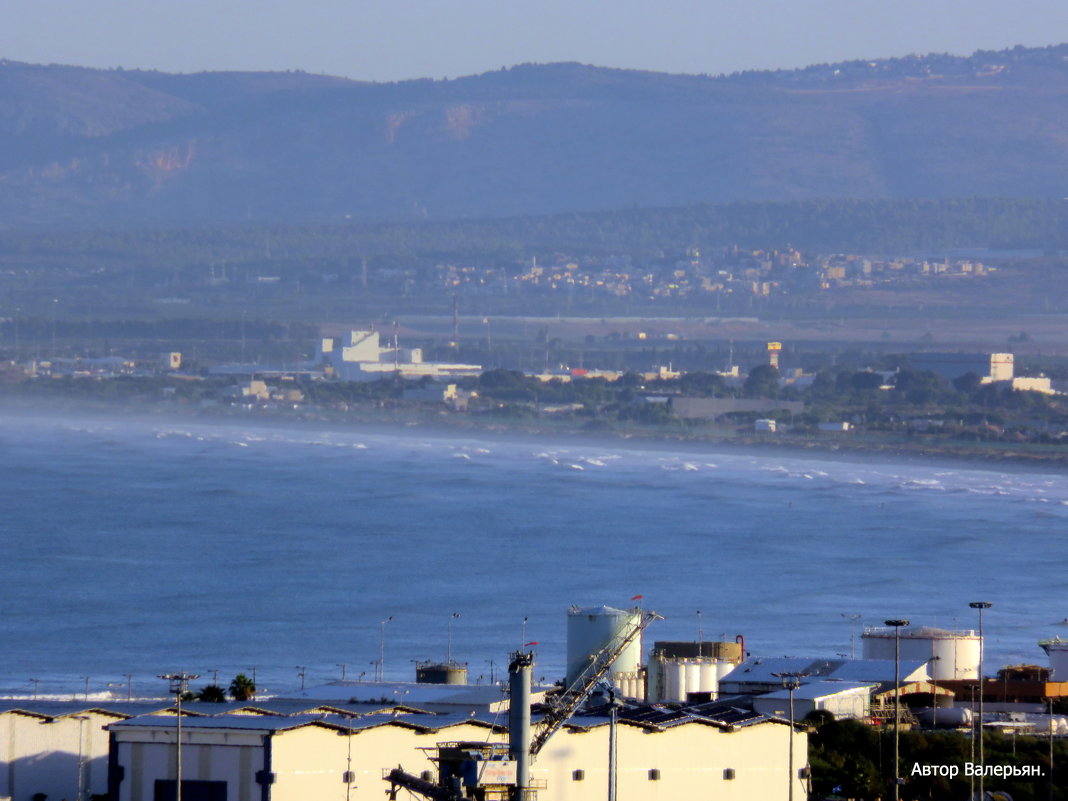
<box><xmin>319</xmin><ymin>330</ymin><xmax>481</xmax><ymax>381</ymax></box>
<box><xmin>107</xmin><ymin>703</ymin><xmax>806</xmax><ymax>801</ymax></box>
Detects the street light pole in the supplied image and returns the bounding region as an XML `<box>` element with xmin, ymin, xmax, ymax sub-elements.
<box><xmin>970</xmin><ymin>601</ymin><xmax>992</xmax><ymax>801</ymax></box>
<box><xmin>73</xmin><ymin>714</ymin><xmax>89</xmax><ymax>801</ymax></box>
<box><xmin>607</xmin><ymin>687</ymin><xmax>619</xmax><ymax>801</ymax></box>
<box><xmin>773</xmin><ymin>671</ymin><xmax>805</xmax><ymax>801</ymax></box>
<box><xmin>159</xmin><ymin>672</ymin><xmax>198</xmax><ymax>801</ymax></box>
<box><xmin>885</xmin><ymin>619</ymin><xmax>910</xmax><ymax>801</ymax></box>
<box><xmin>1048</xmin><ymin>696</ymin><xmax>1055</xmax><ymax>801</ymax></box>
<box><xmin>379</xmin><ymin>616</ymin><xmax>393</xmax><ymax>681</ymax></box>
<box><xmin>842</xmin><ymin>613</ymin><xmax>862</xmax><ymax>659</ymax></box>
<box><xmin>447</xmin><ymin>612</ymin><xmax>460</xmax><ymax>665</ymax></box>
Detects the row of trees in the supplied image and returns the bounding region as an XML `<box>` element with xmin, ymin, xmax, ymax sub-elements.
<box><xmin>182</xmin><ymin>673</ymin><xmax>256</xmax><ymax>703</ymax></box>
<box><xmin>469</xmin><ymin>364</ymin><xmax>1063</xmax><ymax>415</ymax></box>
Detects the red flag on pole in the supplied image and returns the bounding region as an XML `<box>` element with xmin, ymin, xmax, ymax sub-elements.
<box><xmin>631</xmin><ymin>594</ymin><xmax>643</xmax><ymax>600</ymax></box>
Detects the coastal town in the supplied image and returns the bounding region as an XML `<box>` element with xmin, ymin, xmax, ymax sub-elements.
<box><xmin>4</xmin><ymin>325</ymin><xmax>1066</xmax><ymax>462</ymax></box>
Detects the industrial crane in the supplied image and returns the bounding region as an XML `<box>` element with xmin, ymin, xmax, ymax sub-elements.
<box><xmin>386</xmin><ymin>608</ymin><xmax>661</xmax><ymax>801</ymax></box>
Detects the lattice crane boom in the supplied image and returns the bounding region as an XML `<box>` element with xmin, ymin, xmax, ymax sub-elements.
<box><xmin>528</xmin><ymin>608</ymin><xmax>661</xmax><ymax>757</ymax></box>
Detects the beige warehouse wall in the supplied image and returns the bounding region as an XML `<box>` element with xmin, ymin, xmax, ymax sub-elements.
<box><xmin>534</xmin><ymin>722</ymin><xmax>805</xmax><ymax>801</ymax></box>
<box><xmin>0</xmin><ymin>711</ymin><xmax>118</xmax><ymax>801</ymax></box>
<box><xmin>272</xmin><ymin>722</ymin><xmax>508</xmax><ymax>801</ymax></box>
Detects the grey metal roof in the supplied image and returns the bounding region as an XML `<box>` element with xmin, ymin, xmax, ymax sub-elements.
<box><xmin>755</xmin><ymin>680</ymin><xmax>876</xmax><ymax>701</ymax></box>
<box><xmin>0</xmin><ymin>701</ymin><xmax>166</xmax><ymax>719</ymax></box>
<box><xmin>281</xmin><ymin>681</ymin><xmax>526</xmax><ymax>709</ymax></box>
<box><xmin>111</xmin><ymin>714</ymin><xmax>333</xmax><ymax>733</ymax></box>
<box><xmin>0</xmin><ymin>698</ymin><xmax>421</xmax><ymax>720</ymax></box>
<box><xmin>111</xmin><ymin>709</ymin><xmax>505</xmax><ymax>735</ymax></box>
<box><xmin>720</xmin><ymin>657</ymin><xmax>927</xmax><ymax>685</ymax></box>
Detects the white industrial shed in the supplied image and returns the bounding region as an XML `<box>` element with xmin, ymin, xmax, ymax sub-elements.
<box><xmin>751</xmin><ymin>680</ymin><xmax>875</xmax><ymax>720</ymax></box>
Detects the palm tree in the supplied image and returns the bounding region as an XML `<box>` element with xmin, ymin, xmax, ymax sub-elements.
<box><xmin>195</xmin><ymin>684</ymin><xmax>227</xmax><ymax>703</ymax></box>
<box><xmin>229</xmin><ymin>673</ymin><xmax>256</xmax><ymax>701</ymax></box>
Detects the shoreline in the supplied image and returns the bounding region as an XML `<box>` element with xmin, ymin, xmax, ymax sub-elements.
<box><xmin>4</xmin><ymin>395</ymin><xmax>1067</xmax><ymax>474</ymax></box>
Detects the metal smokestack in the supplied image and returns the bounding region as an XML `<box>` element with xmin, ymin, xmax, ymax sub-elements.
<box><xmin>508</xmin><ymin>651</ymin><xmax>533</xmax><ymax>798</ymax></box>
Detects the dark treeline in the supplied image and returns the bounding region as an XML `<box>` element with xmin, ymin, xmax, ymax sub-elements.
<box><xmin>2</xmin><ymin>197</ymin><xmax>1067</xmax><ymax>271</ymax></box>
<box><xmin>810</xmin><ymin>715</ymin><xmax>1067</xmax><ymax>801</ymax></box>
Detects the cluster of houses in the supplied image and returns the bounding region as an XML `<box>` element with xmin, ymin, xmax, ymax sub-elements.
<box><xmin>436</xmin><ymin>248</ymin><xmax>994</xmax><ymax>302</ymax></box>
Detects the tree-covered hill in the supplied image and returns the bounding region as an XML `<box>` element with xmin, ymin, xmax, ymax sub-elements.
<box><xmin>6</xmin><ymin>45</ymin><xmax>1068</xmax><ymax>226</ymax></box>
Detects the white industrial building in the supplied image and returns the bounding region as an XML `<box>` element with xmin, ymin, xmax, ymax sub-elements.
<box><xmin>751</xmin><ymin>680</ymin><xmax>874</xmax><ymax>720</ymax></box>
<box><xmin>106</xmin><ymin>703</ymin><xmax>807</xmax><ymax>801</ymax></box>
<box><xmin>718</xmin><ymin>657</ymin><xmax>929</xmax><ymax>697</ymax></box>
<box><xmin>318</xmin><ymin>330</ymin><xmax>481</xmax><ymax>381</ymax></box>
<box><xmin>910</xmin><ymin>351</ymin><xmax>1055</xmax><ymax>393</ymax></box>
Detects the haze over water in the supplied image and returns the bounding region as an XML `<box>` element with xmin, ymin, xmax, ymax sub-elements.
<box><xmin>1</xmin><ymin>413</ymin><xmax>1065</xmax><ymax>699</ymax></box>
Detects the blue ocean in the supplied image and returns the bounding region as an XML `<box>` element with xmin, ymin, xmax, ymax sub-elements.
<box><xmin>1</xmin><ymin>411</ymin><xmax>1065</xmax><ymax>699</ymax></box>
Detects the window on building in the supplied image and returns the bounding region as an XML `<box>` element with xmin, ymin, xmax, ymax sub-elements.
<box><xmin>154</xmin><ymin>780</ymin><xmax>228</xmax><ymax>801</ymax></box>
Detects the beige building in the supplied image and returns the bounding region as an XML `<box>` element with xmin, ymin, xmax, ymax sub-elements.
<box><xmin>108</xmin><ymin>707</ymin><xmax>806</xmax><ymax>801</ymax></box>
<box><xmin>0</xmin><ymin>705</ymin><xmax>127</xmax><ymax>801</ymax></box>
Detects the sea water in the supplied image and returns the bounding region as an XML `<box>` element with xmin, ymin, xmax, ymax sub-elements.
<box><xmin>1</xmin><ymin>412</ymin><xmax>1065</xmax><ymax>699</ymax></box>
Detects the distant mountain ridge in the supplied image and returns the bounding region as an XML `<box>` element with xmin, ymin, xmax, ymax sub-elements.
<box><xmin>4</xmin><ymin>45</ymin><xmax>1068</xmax><ymax>227</ymax></box>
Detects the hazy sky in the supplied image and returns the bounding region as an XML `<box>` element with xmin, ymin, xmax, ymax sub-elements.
<box><xmin>5</xmin><ymin>0</ymin><xmax>1068</xmax><ymax>82</ymax></box>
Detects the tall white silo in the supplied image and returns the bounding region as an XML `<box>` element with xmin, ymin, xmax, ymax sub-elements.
<box><xmin>566</xmin><ymin>605</ymin><xmax>643</xmax><ymax>688</ymax></box>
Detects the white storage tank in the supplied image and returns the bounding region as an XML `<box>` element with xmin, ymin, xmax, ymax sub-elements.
<box><xmin>566</xmin><ymin>605</ymin><xmax>643</xmax><ymax>688</ymax></box>
<box><xmin>645</xmin><ymin>640</ymin><xmax>743</xmax><ymax>703</ymax></box>
<box><xmin>699</xmin><ymin>662</ymin><xmax>717</xmax><ymax>696</ymax></box>
<box><xmin>685</xmin><ymin>661</ymin><xmax>701</xmax><ymax>696</ymax></box>
<box><xmin>648</xmin><ymin>656</ymin><xmax>727</xmax><ymax>702</ymax></box>
<box><xmin>664</xmin><ymin>661</ymin><xmax>685</xmax><ymax>702</ymax></box>
<box><xmin>614</xmin><ymin>670</ymin><xmax>644</xmax><ymax>701</ymax></box>
<box><xmin>861</xmin><ymin>626</ymin><xmax>981</xmax><ymax>680</ymax></box>
<box><xmin>1040</xmin><ymin>638</ymin><xmax>1068</xmax><ymax>681</ymax></box>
